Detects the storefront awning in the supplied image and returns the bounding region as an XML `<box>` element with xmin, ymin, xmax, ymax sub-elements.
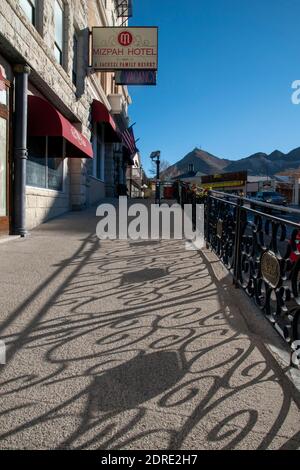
<box><xmin>28</xmin><ymin>96</ymin><xmax>93</xmax><ymax>159</ymax></box>
<box><xmin>92</xmin><ymin>100</ymin><xmax>121</xmax><ymax>143</ymax></box>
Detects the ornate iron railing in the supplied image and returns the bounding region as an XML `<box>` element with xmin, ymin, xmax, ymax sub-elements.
<box><xmin>204</xmin><ymin>190</ymin><xmax>300</xmax><ymax>352</ymax></box>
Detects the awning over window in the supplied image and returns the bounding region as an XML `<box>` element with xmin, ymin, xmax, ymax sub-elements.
<box><xmin>92</xmin><ymin>100</ymin><xmax>121</xmax><ymax>143</ymax></box>
<box><xmin>28</xmin><ymin>96</ymin><xmax>93</xmax><ymax>159</ymax></box>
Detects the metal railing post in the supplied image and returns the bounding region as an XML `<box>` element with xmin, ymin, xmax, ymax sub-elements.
<box><xmin>205</xmin><ymin>191</ymin><xmax>211</xmax><ymax>247</ymax></box>
<box><xmin>233</xmin><ymin>196</ymin><xmax>243</xmax><ymax>287</ymax></box>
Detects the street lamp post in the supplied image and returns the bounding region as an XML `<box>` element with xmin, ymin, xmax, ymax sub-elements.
<box><xmin>150</xmin><ymin>151</ymin><xmax>161</xmax><ymax>204</ymax></box>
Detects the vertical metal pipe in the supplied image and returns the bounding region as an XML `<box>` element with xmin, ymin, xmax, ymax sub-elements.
<box><xmin>233</xmin><ymin>196</ymin><xmax>243</xmax><ymax>287</ymax></box>
<box><xmin>205</xmin><ymin>191</ymin><xmax>211</xmax><ymax>247</ymax></box>
<box><xmin>13</xmin><ymin>64</ymin><xmax>30</xmax><ymax>237</ymax></box>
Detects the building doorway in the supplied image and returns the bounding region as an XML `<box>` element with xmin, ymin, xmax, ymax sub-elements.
<box><xmin>0</xmin><ymin>75</ymin><xmax>10</xmax><ymax>234</ymax></box>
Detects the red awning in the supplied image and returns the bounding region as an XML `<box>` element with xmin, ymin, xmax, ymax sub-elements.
<box><xmin>92</xmin><ymin>100</ymin><xmax>121</xmax><ymax>142</ymax></box>
<box><xmin>28</xmin><ymin>96</ymin><xmax>93</xmax><ymax>159</ymax></box>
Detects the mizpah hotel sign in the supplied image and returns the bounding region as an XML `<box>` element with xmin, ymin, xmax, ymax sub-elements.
<box><xmin>92</xmin><ymin>27</ymin><xmax>158</xmax><ymax>71</ymax></box>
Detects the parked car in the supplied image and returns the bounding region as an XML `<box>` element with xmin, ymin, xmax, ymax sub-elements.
<box><xmin>255</xmin><ymin>191</ymin><xmax>287</xmax><ymax>205</ymax></box>
<box><xmin>251</xmin><ymin>191</ymin><xmax>287</xmax><ymax>208</ymax></box>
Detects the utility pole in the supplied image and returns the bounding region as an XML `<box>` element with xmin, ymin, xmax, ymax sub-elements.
<box><xmin>150</xmin><ymin>151</ymin><xmax>161</xmax><ymax>204</ymax></box>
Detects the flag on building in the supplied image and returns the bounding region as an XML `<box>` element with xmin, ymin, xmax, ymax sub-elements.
<box><xmin>121</xmin><ymin>125</ymin><xmax>138</xmax><ymax>156</ymax></box>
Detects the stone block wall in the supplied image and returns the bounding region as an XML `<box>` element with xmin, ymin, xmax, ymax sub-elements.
<box><xmin>25</xmin><ymin>160</ymin><xmax>71</xmax><ymax>230</ymax></box>
<box><xmin>87</xmin><ymin>177</ymin><xmax>105</xmax><ymax>206</ymax></box>
<box><xmin>0</xmin><ymin>0</ymin><xmax>91</xmax><ymax>134</ymax></box>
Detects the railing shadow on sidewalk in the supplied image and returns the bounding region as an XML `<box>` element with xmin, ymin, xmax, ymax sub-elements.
<box><xmin>0</xmin><ymin>223</ymin><xmax>300</xmax><ymax>449</ymax></box>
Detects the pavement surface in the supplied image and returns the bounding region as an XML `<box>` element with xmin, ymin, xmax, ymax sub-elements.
<box><xmin>1</xmin><ymin>204</ymin><xmax>300</xmax><ymax>450</ymax></box>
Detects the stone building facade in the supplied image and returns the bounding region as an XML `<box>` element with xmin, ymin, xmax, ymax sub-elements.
<box><xmin>0</xmin><ymin>0</ymin><xmax>134</xmax><ymax>234</ymax></box>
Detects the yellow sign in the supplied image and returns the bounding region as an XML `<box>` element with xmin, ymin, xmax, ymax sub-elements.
<box><xmin>201</xmin><ymin>180</ymin><xmax>245</xmax><ymax>189</ymax></box>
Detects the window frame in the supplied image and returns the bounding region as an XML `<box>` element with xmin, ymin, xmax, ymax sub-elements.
<box><xmin>72</xmin><ymin>32</ymin><xmax>79</xmax><ymax>87</ymax></box>
<box><xmin>54</xmin><ymin>0</ymin><xmax>65</xmax><ymax>66</ymax></box>
<box><xmin>96</xmin><ymin>134</ymin><xmax>103</xmax><ymax>180</ymax></box>
<box><xmin>26</xmin><ymin>136</ymin><xmax>65</xmax><ymax>192</ymax></box>
<box><xmin>89</xmin><ymin>123</ymin><xmax>105</xmax><ymax>182</ymax></box>
<box><xmin>19</xmin><ymin>0</ymin><xmax>36</xmax><ymax>26</ymax></box>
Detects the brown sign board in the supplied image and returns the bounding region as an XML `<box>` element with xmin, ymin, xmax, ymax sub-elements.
<box><xmin>201</xmin><ymin>171</ymin><xmax>248</xmax><ymax>185</ymax></box>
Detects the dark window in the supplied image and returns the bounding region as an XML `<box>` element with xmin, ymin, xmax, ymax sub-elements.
<box><xmin>188</xmin><ymin>163</ymin><xmax>194</xmax><ymax>172</ymax></box>
<box><xmin>26</xmin><ymin>136</ymin><xmax>47</xmax><ymax>188</ymax></box>
<box><xmin>27</xmin><ymin>136</ymin><xmax>63</xmax><ymax>191</ymax></box>
<box><xmin>88</xmin><ymin>126</ymin><xmax>104</xmax><ymax>180</ymax></box>
<box><xmin>72</xmin><ymin>34</ymin><xmax>78</xmax><ymax>86</ymax></box>
<box><xmin>48</xmin><ymin>137</ymin><xmax>64</xmax><ymax>190</ymax></box>
<box><xmin>54</xmin><ymin>0</ymin><xmax>64</xmax><ymax>66</ymax></box>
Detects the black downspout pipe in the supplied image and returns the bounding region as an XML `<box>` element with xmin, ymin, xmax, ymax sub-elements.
<box><xmin>13</xmin><ymin>64</ymin><xmax>30</xmax><ymax>237</ymax></box>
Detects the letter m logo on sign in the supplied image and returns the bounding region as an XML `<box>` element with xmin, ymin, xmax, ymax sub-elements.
<box><xmin>118</xmin><ymin>31</ymin><xmax>133</xmax><ymax>46</ymax></box>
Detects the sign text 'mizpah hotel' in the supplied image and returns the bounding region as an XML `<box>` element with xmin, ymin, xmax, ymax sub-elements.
<box><xmin>92</xmin><ymin>27</ymin><xmax>158</xmax><ymax>71</ymax></box>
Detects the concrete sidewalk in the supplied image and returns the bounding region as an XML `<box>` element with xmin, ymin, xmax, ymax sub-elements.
<box><xmin>0</xmin><ymin>207</ymin><xmax>300</xmax><ymax>449</ymax></box>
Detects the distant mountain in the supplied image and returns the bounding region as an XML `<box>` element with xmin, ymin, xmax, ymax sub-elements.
<box><xmin>163</xmin><ymin>147</ymin><xmax>300</xmax><ymax>178</ymax></box>
<box><xmin>163</xmin><ymin>148</ymin><xmax>230</xmax><ymax>178</ymax></box>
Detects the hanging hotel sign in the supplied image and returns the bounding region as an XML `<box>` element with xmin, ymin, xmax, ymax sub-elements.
<box><xmin>92</xmin><ymin>27</ymin><xmax>158</xmax><ymax>71</ymax></box>
<box><xmin>115</xmin><ymin>70</ymin><xmax>157</xmax><ymax>86</ymax></box>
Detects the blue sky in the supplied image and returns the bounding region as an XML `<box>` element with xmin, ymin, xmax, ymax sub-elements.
<box><xmin>128</xmin><ymin>0</ymin><xmax>300</xmax><ymax>173</ymax></box>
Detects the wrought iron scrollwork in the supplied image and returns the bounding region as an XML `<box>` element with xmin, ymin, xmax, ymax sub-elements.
<box><xmin>205</xmin><ymin>191</ymin><xmax>300</xmax><ymax>349</ymax></box>
<box><xmin>205</xmin><ymin>195</ymin><xmax>236</xmax><ymax>270</ymax></box>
